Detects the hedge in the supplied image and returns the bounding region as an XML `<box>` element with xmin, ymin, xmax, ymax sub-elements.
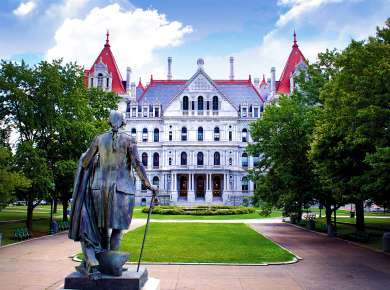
<box><xmin>142</xmin><ymin>205</ymin><xmax>256</xmax><ymax>216</ymax></box>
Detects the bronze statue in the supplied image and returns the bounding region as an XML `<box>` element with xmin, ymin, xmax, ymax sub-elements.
<box><xmin>69</xmin><ymin>110</ymin><xmax>158</xmax><ymax>279</ymax></box>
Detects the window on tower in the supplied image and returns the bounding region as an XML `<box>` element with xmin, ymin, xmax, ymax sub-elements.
<box><xmin>181</xmin><ymin>152</ymin><xmax>187</xmax><ymax>166</ymax></box>
<box><xmin>169</xmin><ymin>131</ymin><xmax>172</xmax><ymax>141</ymax></box>
<box><xmin>97</xmin><ymin>73</ymin><xmax>103</xmax><ymax>88</ymax></box>
<box><xmin>242</xmin><ymin>153</ymin><xmax>248</xmax><ymax>168</ymax></box>
<box><xmin>131</xmin><ymin>128</ymin><xmax>136</xmax><ymax>139</ymax></box>
<box><xmin>197</xmin><ymin>152</ymin><xmax>204</xmax><ymax>166</ymax></box>
<box><xmin>142</xmin><ymin>153</ymin><xmax>148</xmax><ymax>167</ymax></box>
<box><xmin>153</xmin><ymin>128</ymin><xmax>159</xmax><ymax>142</ymax></box>
<box><xmin>153</xmin><ymin>152</ymin><xmax>159</xmax><ymax>168</ymax></box>
<box><xmin>214</xmin><ymin>127</ymin><xmax>220</xmax><ymax>141</ymax></box>
<box><xmin>182</xmin><ymin>96</ymin><xmax>189</xmax><ymax>111</ymax></box>
<box><xmin>142</xmin><ymin>128</ymin><xmax>148</xmax><ymax>142</ymax></box>
<box><xmin>214</xmin><ymin>152</ymin><xmax>220</xmax><ymax>166</ymax></box>
<box><xmin>181</xmin><ymin>127</ymin><xmax>187</xmax><ymax>141</ymax></box>
<box><xmin>242</xmin><ymin>128</ymin><xmax>248</xmax><ymax>142</ymax></box>
<box><xmin>198</xmin><ymin>96</ymin><xmax>204</xmax><ymax>111</ymax></box>
<box><xmin>212</xmin><ymin>96</ymin><xmax>219</xmax><ymax>111</ymax></box>
<box><xmin>229</xmin><ymin>131</ymin><xmax>233</xmax><ymax>141</ymax></box>
<box><xmin>198</xmin><ymin>127</ymin><xmax>203</xmax><ymax>141</ymax></box>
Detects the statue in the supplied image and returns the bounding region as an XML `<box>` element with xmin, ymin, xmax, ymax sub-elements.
<box><xmin>68</xmin><ymin>110</ymin><xmax>158</xmax><ymax>279</ymax></box>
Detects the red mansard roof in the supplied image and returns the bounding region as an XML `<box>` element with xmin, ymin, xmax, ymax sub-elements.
<box><xmin>277</xmin><ymin>31</ymin><xmax>306</xmax><ymax>94</ymax></box>
<box><xmin>85</xmin><ymin>32</ymin><xmax>125</xmax><ymax>93</ymax></box>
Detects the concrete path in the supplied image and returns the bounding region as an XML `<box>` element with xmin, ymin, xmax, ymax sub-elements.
<box><xmin>1</xmin><ymin>221</ymin><xmax>390</xmax><ymax>290</ymax></box>
<box><xmin>134</xmin><ymin>217</ymin><xmax>284</xmax><ymax>224</ymax></box>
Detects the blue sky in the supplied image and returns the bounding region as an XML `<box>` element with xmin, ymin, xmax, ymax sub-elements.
<box><xmin>1</xmin><ymin>0</ymin><xmax>390</xmax><ymax>81</ymax></box>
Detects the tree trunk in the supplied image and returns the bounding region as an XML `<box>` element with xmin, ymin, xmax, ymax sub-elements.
<box><xmin>333</xmin><ymin>205</ymin><xmax>337</xmax><ymax>232</ymax></box>
<box><xmin>355</xmin><ymin>200</ymin><xmax>365</xmax><ymax>232</ymax></box>
<box><xmin>26</xmin><ymin>192</ymin><xmax>34</xmax><ymax>232</ymax></box>
<box><xmin>325</xmin><ymin>203</ymin><xmax>335</xmax><ymax>236</ymax></box>
<box><xmin>62</xmin><ymin>196</ymin><xmax>68</xmax><ymax>222</ymax></box>
<box><xmin>53</xmin><ymin>198</ymin><xmax>58</xmax><ymax>214</ymax></box>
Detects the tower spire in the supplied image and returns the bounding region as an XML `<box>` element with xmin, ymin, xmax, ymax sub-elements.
<box><xmin>293</xmin><ymin>29</ymin><xmax>298</xmax><ymax>48</ymax></box>
<box><xmin>105</xmin><ymin>30</ymin><xmax>110</xmax><ymax>47</ymax></box>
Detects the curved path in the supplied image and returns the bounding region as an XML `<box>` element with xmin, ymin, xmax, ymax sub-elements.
<box><xmin>0</xmin><ymin>221</ymin><xmax>389</xmax><ymax>290</ymax></box>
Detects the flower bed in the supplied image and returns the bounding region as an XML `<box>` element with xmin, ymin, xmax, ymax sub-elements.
<box><xmin>142</xmin><ymin>205</ymin><xmax>256</xmax><ymax>216</ymax></box>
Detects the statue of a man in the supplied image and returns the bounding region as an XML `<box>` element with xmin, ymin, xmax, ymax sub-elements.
<box><xmin>69</xmin><ymin>110</ymin><xmax>158</xmax><ymax>279</ymax></box>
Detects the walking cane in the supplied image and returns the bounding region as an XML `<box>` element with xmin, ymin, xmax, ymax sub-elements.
<box><xmin>137</xmin><ymin>191</ymin><xmax>156</xmax><ymax>272</ymax></box>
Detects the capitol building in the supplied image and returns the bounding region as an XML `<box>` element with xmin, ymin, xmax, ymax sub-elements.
<box><xmin>84</xmin><ymin>32</ymin><xmax>306</xmax><ymax>205</ymax></box>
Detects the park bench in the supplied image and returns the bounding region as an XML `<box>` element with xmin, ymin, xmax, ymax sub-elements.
<box><xmin>13</xmin><ymin>228</ymin><xmax>31</xmax><ymax>241</ymax></box>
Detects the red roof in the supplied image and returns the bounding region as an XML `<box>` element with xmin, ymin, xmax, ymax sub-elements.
<box><xmin>277</xmin><ymin>31</ymin><xmax>306</xmax><ymax>94</ymax></box>
<box><xmin>260</xmin><ymin>74</ymin><xmax>267</xmax><ymax>86</ymax></box>
<box><xmin>85</xmin><ymin>32</ymin><xmax>125</xmax><ymax>93</ymax></box>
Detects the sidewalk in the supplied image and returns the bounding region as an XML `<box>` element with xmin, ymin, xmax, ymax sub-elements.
<box><xmin>1</xmin><ymin>221</ymin><xmax>390</xmax><ymax>290</ymax></box>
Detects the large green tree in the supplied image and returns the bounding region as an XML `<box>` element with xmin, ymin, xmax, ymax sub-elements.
<box><xmin>247</xmin><ymin>93</ymin><xmax>319</xmax><ymax>221</ymax></box>
<box><xmin>0</xmin><ymin>59</ymin><xmax>119</xmax><ymax>230</ymax></box>
<box><xmin>309</xmin><ymin>19</ymin><xmax>390</xmax><ymax>231</ymax></box>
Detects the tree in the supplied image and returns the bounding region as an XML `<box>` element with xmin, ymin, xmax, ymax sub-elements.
<box><xmin>0</xmin><ymin>146</ymin><xmax>31</xmax><ymax>209</ymax></box>
<box><xmin>309</xmin><ymin>19</ymin><xmax>390</xmax><ymax>231</ymax></box>
<box><xmin>0</xmin><ymin>59</ymin><xmax>119</xmax><ymax>230</ymax></box>
<box><xmin>247</xmin><ymin>93</ymin><xmax>319</xmax><ymax>221</ymax></box>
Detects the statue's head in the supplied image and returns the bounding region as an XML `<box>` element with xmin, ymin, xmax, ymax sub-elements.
<box><xmin>108</xmin><ymin>110</ymin><xmax>125</xmax><ymax>132</ymax></box>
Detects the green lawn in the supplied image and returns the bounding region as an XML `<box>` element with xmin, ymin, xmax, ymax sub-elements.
<box><xmin>132</xmin><ymin>208</ymin><xmax>282</xmax><ymax>220</ymax></box>
<box><xmin>0</xmin><ymin>205</ymin><xmax>62</xmax><ymax>222</ymax></box>
<box><xmin>119</xmin><ymin>223</ymin><xmax>295</xmax><ymax>263</ymax></box>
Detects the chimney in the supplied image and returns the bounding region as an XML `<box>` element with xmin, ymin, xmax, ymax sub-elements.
<box><xmin>197</xmin><ymin>58</ymin><xmax>204</xmax><ymax>70</ymax></box>
<box><xmin>126</xmin><ymin>67</ymin><xmax>131</xmax><ymax>93</ymax></box>
<box><xmin>254</xmin><ymin>78</ymin><xmax>260</xmax><ymax>88</ymax></box>
<box><xmin>229</xmin><ymin>56</ymin><xmax>234</xmax><ymax>80</ymax></box>
<box><xmin>167</xmin><ymin>57</ymin><xmax>172</xmax><ymax>80</ymax></box>
<box><xmin>130</xmin><ymin>82</ymin><xmax>136</xmax><ymax>99</ymax></box>
<box><xmin>271</xmin><ymin>67</ymin><xmax>276</xmax><ymax>95</ymax></box>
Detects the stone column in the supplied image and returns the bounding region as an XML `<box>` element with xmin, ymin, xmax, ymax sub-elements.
<box><xmin>188</xmin><ymin>174</ymin><xmax>195</xmax><ymax>203</ymax></box>
<box><xmin>205</xmin><ymin>173</ymin><xmax>213</xmax><ymax>203</ymax></box>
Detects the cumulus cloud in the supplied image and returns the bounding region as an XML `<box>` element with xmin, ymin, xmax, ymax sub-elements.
<box><xmin>13</xmin><ymin>1</ymin><xmax>36</xmax><ymax>16</ymax></box>
<box><xmin>46</xmin><ymin>4</ymin><xmax>192</xmax><ymax>81</ymax></box>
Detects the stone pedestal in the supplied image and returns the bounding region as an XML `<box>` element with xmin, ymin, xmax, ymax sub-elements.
<box><xmin>63</xmin><ymin>267</ymin><xmax>148</xmax><ymax>290</ymax></box>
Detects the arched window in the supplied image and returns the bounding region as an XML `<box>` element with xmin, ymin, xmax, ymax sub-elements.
<box><xmin>142</xmin><ymin>128</ymin><xmax>148</xmax><ymax>142</ymax></box>
<box><xmin>142</xmin><ymin>153</ymin><xmax>148</xmax><ymax>167</ymax></box>
<box><xmin>181</xmin><ymin>127</ymin><xmax>187</xmax><ymax>141</ymax></box>
<box><xmin>181</xmin><ymin>152</ymin><xmax>187</xmax><ymax>166</ymax></box>
<box><xmin>214</xmin><ymin>127</ymin><xmax>220</xmax><ymax>141</ymax></box>
<box><xmin>214</xmin><ymin>152</ymin><xmax>220</xmax><ymax>166</ymax></box>
<box><xmin>242</xmin><ymin>153</ymin><xmax>248</xmax><ymax>168</ymax></box>
<box><xmin>153</xmin><ymin>152</ymin><xmax>159</xmax><ymax>168</ymax></box>
<box><xmin>97</xmin><ymin>73</ymin><xmax>103</xmax><ymax>88</ymax></box>
<box><xmin>212</xmin><ymin>96</ymin><xmax>219</xmax><ymax>111</ymax></box>
<box><xmin>197</xmin><ymin>152</ymin><xmax>204</xmax><ymax>166</ymax></box>
<box><xmin>183</xmin><ymin>96</ymin><xmax>189</xmax><ymax>111</ymax></box>
<box><xmin>197</xmin><ymin>127</ymin><xmax>203</xmax><ymax>141</ymax></box>
<box><xmin>242</xmin><ymin>128</ymin><xmax>248</xmax><ymax>142</ymax></box>
<box><xmin>242</xmin><ymin>177</ymin><xmax>249</xmax><ymax>191</ymax></box>
<box><xmin>152</xmin><ymin>176</ymin><xmax>159</xmax><ymax>188</ymax></box>
<box><xmin>198</xmin><ymin>96</ymin><xmax>204</xmax><ymax>111</ymax></box>
<box><xmin>153</xmin><ymin>128</ymin><xmax>159</xmax><ymax>142</ymax></box>
<box><xmin>131</xmin><ymin>128</ymin><xmax>136</xmax><ymax>138</ymax></box>
<box><xmin>229</xmin><ymin>157</ymin><xmax>233</xmax><ymax>166</ymax></box>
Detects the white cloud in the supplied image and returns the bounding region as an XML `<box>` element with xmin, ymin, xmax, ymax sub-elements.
<box><xmin>46</xmin><ymin>4</ymin><xmax>192</xmax><ymax>81</ymax></box>
<box><xmin>276</xmin><ymin>0</ymin><xmax>346</xmax><ymax>27</ymax></box>
<box><xmin>13</xmin><ymin>1</ymin><xmax>36</xmax><ymax>16</ymax></box>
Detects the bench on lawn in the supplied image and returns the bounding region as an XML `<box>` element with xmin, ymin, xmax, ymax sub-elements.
<box><xmin>13</xmin><ymin>228</ymin><xmax>31</xmax><ymax>241</ymax></box>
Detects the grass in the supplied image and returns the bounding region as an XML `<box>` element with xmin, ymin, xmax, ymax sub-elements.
<box><xmin>0</xmin><ymin>205</ymin><xmax>62</xmax><ymax>222</ymax></box>
<box><xmin>117</xmin><ymin>223</ymin><xmax>295</xmax><ymax>263</ymax></box>
<box><xmin>310</xmin><ymin>217</ymin><xmax>390</xmax><ymax>251</ymax></box>
<box><xmin>132</xmin><ymin>208</ymin><xmax>282</xmax><ymax>220</ymax></box>
<box><xmin>0</xmin><ymin>218</ymin><xmax>61</xmax><ymax>245</ymax></box>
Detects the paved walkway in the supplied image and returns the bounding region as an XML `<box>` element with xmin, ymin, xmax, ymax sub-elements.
<box><xmin>0</xmin><ymin>221</ymin><xmax>389</xmax><ymax>290</ymax></box>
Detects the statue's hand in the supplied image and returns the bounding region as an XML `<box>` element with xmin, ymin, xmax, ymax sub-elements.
<box><xmin>150</xmin><ymin>186</ymin><xmax>159</xmax><ymax>196</ymax></box>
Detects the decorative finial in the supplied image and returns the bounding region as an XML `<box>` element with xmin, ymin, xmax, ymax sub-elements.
<box><xmin>137</xmin><ymin>77</ymin><xmax>143</xmax><ymax>88</ymax></box>
<box><xmin>249</xmin><ymin>74</ymin><xmax>252</xmax><ymax>81</ymax></box>
<box><xmin>105</xmin><ymin>30</ymin><xmax>110</xmax><ymax>46</ymax></box>
<box><xmin>262</xmin><ymin>74</ymin><xmax>266</xmax><ymax>82</ymax></box>
<box><xmin>197</xmin><ymin>58</ymin><xmax>204</xmax><ymax>70</ymax></box>
<box><xmin>150</xmin><ymin>74</ymin><xmax>153</xmax><ymax>83</ymax></box>
<box><xmin>293</xmin><ymin>29</ymin><xmax>298</xmax><ymax>48</ymax></box>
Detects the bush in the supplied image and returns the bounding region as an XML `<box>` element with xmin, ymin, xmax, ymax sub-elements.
<box><xmin>142</xmin><ymin>205</ymin><xmax>256</xmax><ymax>216</ymax></box>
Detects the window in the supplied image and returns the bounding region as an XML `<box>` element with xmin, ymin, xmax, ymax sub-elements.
<box><xmin>198</xmin><ymin>96</ymin><xmax>204</xmax><ymax>111</ymax></box>
<box><xmin>169</xmin><ymin>131</ymin><xmax>172</xmax><ymax>141</ymax></box>
<box><xmin>143</xmin><ymin>107</ymin><xmax>148</xmax><ymax>117</ymax></box>
<box><xmin>181</xmin><ymin>127</ymin><xmax>187</xmax><ymax>141</ymax></box>
<box><xmin>242</xmin><ymin>128</ymin><xmax>248</xmax><ymax>142</ymax></box>
<box><xmin>229</xmin><ymin>157</ymin><xmax>232</xmax><ymax>166</ymax></box>
<box><xmin>154</xmin><ymin>107</ymin><xmax>159</xmax><ymax>117</ymax></box>
<box><xmin>191</xmin><ymin>101</ymin><xmax>195</xmax><ymax>110</ymax></box>
<box><xmin>214</xmin><ymin>127</ymin><xmax>220</xmax><ymax>141</ymax></box>
<box><xmin>153</xmin><ymin>153</ymin><xmax>159</xmax><ymax>168</ymax></box>
<box><xmin>142</xmin><ymin>153</ymin><xmax>148</xmax><ymax>167</ymax></box>
<box><xmin>152</xmin><ymin>176</ymin><xmax>159</xmax><ymax>188</ymax></box>
<box><xmin>153</xmin><ymin>128</ymin><xmax>159</xmax><ymax>142</ymax></box>
<box><xmin>229</xmin><ymin>131</ymin><xmax>232</xmax><ymax>141</ymax></box>
<box><xmin>131</xmin><ymin>128</ymin><xmax>136</xmax><ymax>139</ymax></box>
<box><xmin>183</xmin><ymin>96</ymin><xmax>189</xmax><ymax>111</ymax></box>
<box><xmin>90</xmin><ymin>78</ymin><xmax>93</xmax><ymax>88</ymax></box>
<box><xmin>106</xmin><ymin>78</ymin><xmax>109</xmax><ymax>88</ymax></box>
<box><xmin>141</xmin><ymin>183</ymin><xmax>147</xmax><ymax>191</ymax></box>
<box><xmin>132</xmin><ymin>107</ymin><xmax>137</xmax><ymax>117</ymax></box>
<box><xmin>97</xmin><ymin>73</ymin><xmax>103</xmax><ymax>88</ymax></box>
<box><xmin>142</xmin><ymin>128</ymin><xmax>148</xmax><ymax>142</ymax></box>
<box><xmin>242</xmin><ymin>153</ymin><xmax>248</xmax><ymax>168</ymax></box>
<box><xmin>253</xmin><ymin>153</ymin><xmax>260</xmax><ymax>167</ymax></box>
<box><xmin>254</xmin><ymin>107</ymin><xmax>259</xmax><ymax>118</ymax></box>
<box><xmin>197</xmin><ymin>152</ymin><xmax>204</xmax><ymax>166</ymax></box>
<box><xmin>214</xmin><ymin>152</ymin><xmax>220</xmax><ymax>166</ymax></box>
<box><xmin>206</xmin><ymin>101</ymin><xmax>210</xmax><ymax>110</ymax></box>
<box><xmin>181</xmin><ymin>152</ymin><xmax>187</xmax><ymax>166</ymax></box>
<box><xmin>197</xmin><ymin>127</ymin><xmax>203</xmax><ymax>141</ymax></box>
<box><xmin>242</xmin><ymin>107</ymin><xmax>247</xmax><ymax>118</ymax></box>
<box><xmin>212</xmin><ymin>96</ymin><xmax>219</xmax><ymax>111</ymax></box>
<box><xmin>168</xmin><ymin>157</ymin><xmax>172</xmax><ymax>166</ymax></box>
<box><xmin>242</xmin><ymin>177</ymin><xmax>249</xmax><ymax>191</ymax></box>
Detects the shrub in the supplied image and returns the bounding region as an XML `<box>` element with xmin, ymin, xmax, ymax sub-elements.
<box><xmin>142</xmin><ymin>205</ymin><xmax>256</xmax><ymax>216</ymax></box>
